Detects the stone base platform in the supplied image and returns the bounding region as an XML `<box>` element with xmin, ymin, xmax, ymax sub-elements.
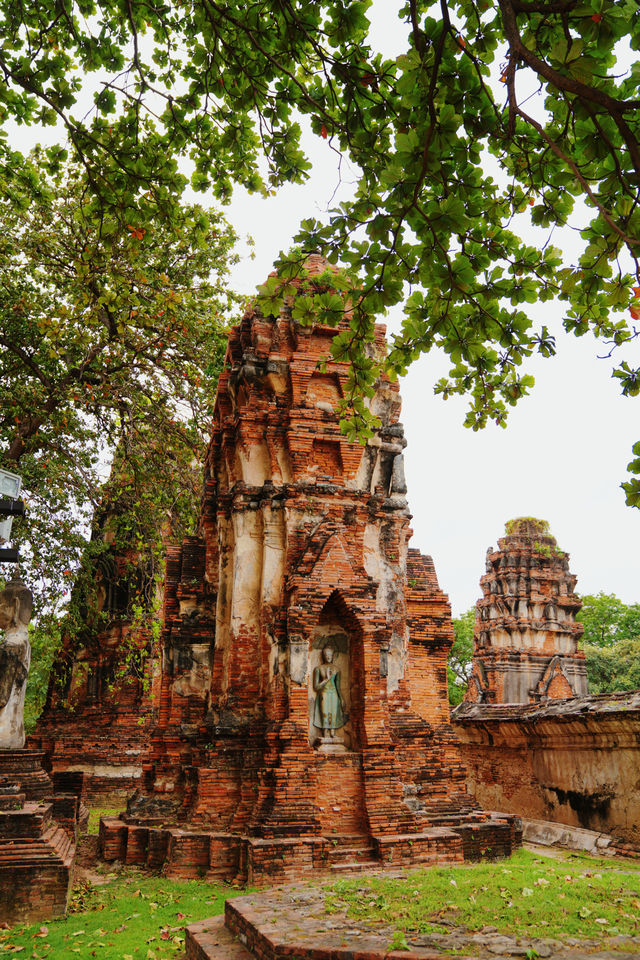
<box><xmin>99</xmin><ymin>812</ymin><xmax>521</xmax><ymax>885</ymax></box>
<box><xmin>185</xmin><ymin>875</ymin><xmax>640</xmax><ymax>960</ymax></box>
<box><xmin>523</xmin><ymin>817</ymin><xmax>640</xmax><ymax>859</ymax></box>
<box><xmin>0</xmin><ymin>801</ymin><xmax>75</xmax><ymax>924</ymax></box>
<box><xmin>186</xmin><ymin>891</ymin><xmax>464</xmax><ymax>960</ymax></box>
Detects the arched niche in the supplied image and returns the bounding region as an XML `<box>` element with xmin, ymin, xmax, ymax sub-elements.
<box><xmin>307</xmin><ymin>591</ymin><xmax>363</xmax><ymax>752</ymax></box>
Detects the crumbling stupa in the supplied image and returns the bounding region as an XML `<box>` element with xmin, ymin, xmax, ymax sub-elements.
<box><xmin>100</xmin><ymin>256</ymin><xmax>520</xmax><ymax>882</ymax></box>
<box><xmin>465</xmin><ymin>518</ymin><xmax>586</xmax><ymax>704</ymax></box>
<box><xmin>30</xmin><ymin>509</ymin><xmax>161</xmax><ymax>802</ymax></box>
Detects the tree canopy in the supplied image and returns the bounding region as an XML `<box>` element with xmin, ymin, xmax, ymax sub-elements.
<box><xmin>578</xmin><ymin>591</ymin><xmax>640</xmax><ymax>648</ymax></box>
<box><xmin>448</xmin><ymin>607</ymin><xmax>474</xmax><ymax>705</ymax></box>
<box><xmin>578</xmin><ymin>591</ymin><xmax>640</xmax><ymax>693</ymax></box>
<box><xmin>0</xmin><ymin>1</ymin><xmax>639</xmax><ymax>502</ymax></box>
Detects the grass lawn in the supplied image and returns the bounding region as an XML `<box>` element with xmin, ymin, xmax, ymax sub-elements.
<box><xmin>2</xmin><ymin>847</ymin><xmax>640</xmax><ymax>958</ymax></box>
<box><xmin>0</xmin><ymin>870</ymin><xmax>244</xmax><ymax>959</ymax></box>
<box><xmin>326</xmin><ymin>848</ymin><xmax>640</xmax><ymax>944</ymax></box>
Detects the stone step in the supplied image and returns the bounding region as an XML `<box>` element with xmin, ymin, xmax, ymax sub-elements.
<box><xmin>329</xmin><ymin>859</ymin><xmax>380</xmax><ymax>873</ymax></box>
<box><xmin>53</xmin><ymin>830</ymin><xmax>75</xmax><ymax>865</ymax></box>
<box><xmin>186</xmin><ymin>916</ymin><xmax>253</xmax><ymax>960</ymax></box>
<box><xmin>323</xmin><ymin>833</ymin><xmax>372</xmax><ymax>848</ymax></box>
<box><xmin>0</xmin><ymin>824</ymin><xmax>74</xmax><ymax>868</ymax></box>
<box><xmin>327</xmin><ymin>844</ymin><xmax>377</xmax><ymax>863</ymax></box>
<box><xmin>0</xmin><ymin>842</ymin><xmax>65</xmax><ymax>861</ymax></box>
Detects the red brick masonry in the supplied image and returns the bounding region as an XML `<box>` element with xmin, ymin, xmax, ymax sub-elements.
<box><xmin>453</xmin><ymin>691</ymin><xmax>640</xmax><ymax>846</ymax></box>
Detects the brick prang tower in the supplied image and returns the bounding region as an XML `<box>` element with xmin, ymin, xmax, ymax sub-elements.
<box><xmin>465</xmin><ymin>517</ymin><xmax>587</xmax><ymax>705</ymax></box>
<box><xmin>100</xmin><ymin>256</ymin><xmax>521</xmax><ymax>882</ymax></box>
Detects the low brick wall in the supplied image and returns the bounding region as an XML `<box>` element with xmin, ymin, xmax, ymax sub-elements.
<box><xmin>452</xmin><ymin>692</ymin><xmax>640</xmax><ymax>845</ymax></box>
<box><xmin>0</xmin><ymin>862</ymin><xmax>72</xmax><ymax>924</ymax></box>
<box><xmin>100</xmin><ymin>810</ymin><xmax>521</xmax><ymax>884</ymax></box>
<box><xmin>374</xmin><ymin>828</ymin><xmax>463</xmax><ymax>866</ymax></box>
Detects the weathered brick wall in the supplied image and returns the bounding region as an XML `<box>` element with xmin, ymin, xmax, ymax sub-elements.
<box><xmin>28</xmin><ymin>484</ymin><xmax>168</xmax><ymax>803</ymax></box>
<box><xmin>30</xmin><ymin>573</ymin><xmax>161</xmax><ymax>802</ymax></box>
<box><xmin>453</xmin><ymin>692</ymin><xmax>640</xmax><ymax>844</ymax></box>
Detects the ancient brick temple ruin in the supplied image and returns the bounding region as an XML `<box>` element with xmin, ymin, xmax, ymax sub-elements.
<box><xmin>100</xmin><ymin>256</ymin><xmax>520</xmax><ymax>883</ymax></box>
<box><xmin>0</xmin><ymin>580</ymin><xmax>77</xmax><ymax>923</ymax></box>
<box><xmin>453</xmin><ymin>519</ymin><xmax>640</xmax><ymax>850</ymax></box>
<box><xmin>0</xmin><ymin>761</ymin><xmax>77</xmax><ymax>923</ymax></box>
<box><xmin>30</xmin><ymin>501</ymin><xmax>161</xmax><ymax>802</ymax></box>
<box><xmin>464</xmin><ymin>518</ymin><xmax>587</xmax><ymax>705</ymax></box>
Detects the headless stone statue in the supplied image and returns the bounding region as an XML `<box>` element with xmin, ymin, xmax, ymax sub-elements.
<box><xmin>0</xmin><ymin>579</ymin><xmax>33</xmax><ymax>749</ymax></box>
<box><xmin>312</xmin><ymin>645</ymin><xmax>346</xmax><ymax>739</ymax></box>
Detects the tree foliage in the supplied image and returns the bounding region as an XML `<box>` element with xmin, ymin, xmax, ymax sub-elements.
<box><xmin>578</xmin><ymin>591</ymin><xmax>640</xmax><ymax>648</ymax></box>
<box><xmin>0</xmin><ymin>0</ymin><xmax>637</xmax><ymax>498</ymax></box>
<box><xmin>448</xmin><ymin>606</ymin><xmax>475</xmax><ymax>705</ymax></box>
<box><xmin>578</xmin><ymin>592</ymin><xmax>640</xmax><ymax>694</ymax></box>
<box><xmin>0</xmin><ymin>158</ymin><xmax>239</xmax><ymax>615</ymax></box>
<box><xmin>583</xmin><ymin>639</ymin><xmax>640</xmax><ymax>694</ymax></box>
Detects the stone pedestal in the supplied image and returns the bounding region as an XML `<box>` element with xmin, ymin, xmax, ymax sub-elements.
<box><xmin>314</xmin><ymin>737</ymin><xmax>347</xmax><ymax>754</ymax></box>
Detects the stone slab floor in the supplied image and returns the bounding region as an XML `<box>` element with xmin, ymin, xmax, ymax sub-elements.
<box><xmin>186</xmin><ymin>845</ymin><xmax>640</xmax><ymax>960</ymax></box>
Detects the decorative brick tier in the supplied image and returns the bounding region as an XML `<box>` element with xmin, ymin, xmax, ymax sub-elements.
<box><xmin>0</xmin><ymin>759</ymin><xmax>76</xmax><ymax>925</ymax></box>
<box><xmin>0</xmin><ymin>749</ymin><xmax>53</xmax><ymax>800</ymax></box>
<box><xmin>102</xmin><ymin>255</ymin><xmax>521</xmax><ymax>881</ymax></box>
<box><xmin>465</xmin><ymin>518</ymin><xmax>586</xmax><ymax>705</ymax></box>
<box><xmin>0</xmin><ymin>802</ymin><xmax>75</xmax><ymax>924</ymax></box>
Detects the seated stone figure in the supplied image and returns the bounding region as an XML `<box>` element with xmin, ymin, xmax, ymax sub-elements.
<box><xmin>0</xmin><ymin>579</ymin><xmax>33</xmax><ymax>749</ymax></box>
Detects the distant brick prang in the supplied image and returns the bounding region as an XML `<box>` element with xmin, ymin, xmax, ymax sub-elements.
<box><xmin>100</xmin><ymin>256</ymin><xmax>520</xmax><ymax>882</ymax></box>
<box><xmin>452</xmin><ymin>520</ymin><xmax>640</xmax><ymax>848</ymax></box>
<box><xmin>465</xmin><ymin>518</ymin><xmax>586</xmax><ymax>705</ymax></box>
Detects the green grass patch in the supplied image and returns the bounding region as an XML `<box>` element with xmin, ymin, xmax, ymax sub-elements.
<box><xmin>326</xmin><ymin>848</ymin><xmax>640</xmax><ymax>943</ymax></box>
<box><xmin>0</xmin><ymin>870</ymin><xmax>245</xmax><ymax>959</ymax></box>
<box><xmin>86</xmin><ymin>808</ymin><xmax>124</xmax><ymax>835</ymax></box>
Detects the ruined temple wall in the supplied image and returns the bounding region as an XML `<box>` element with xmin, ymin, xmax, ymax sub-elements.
<box><xmin>31</xmin><ymin>623</ymin><xmax>160</xmax><ymax>802</ymax></box>
<box><xmin>453</xmin><ymin>692</ymin><xmax>640</xmax><ymax>844</ymax></box>
<box><xmin>30</xmin><ymin>513</ymin><xmax>167</xmax><ymax>803</ymax></box>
